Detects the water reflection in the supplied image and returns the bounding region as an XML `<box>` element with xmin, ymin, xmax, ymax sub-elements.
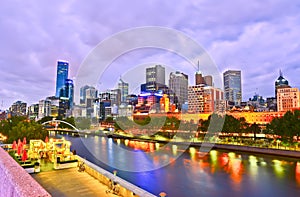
<box><xmin>296</xmin><ymin>162</ymin><xmax>300</xmax><ymax>185</ymax></box>
<box><xmin>65</xmin><ymin>135</ymin><xmax>300</xmax><ymax>197</ymax></box>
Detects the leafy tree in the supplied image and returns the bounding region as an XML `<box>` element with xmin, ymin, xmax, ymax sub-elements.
<box><xmin>0</xmin><ymin>117</ymin><xmax>48</xmax><ymax>143</ymax></box>
<box><xmin>37</xmin><ymin>116</ymin><xmax>53</xmax><ymax>124</ymax></box>
<box><xmin>248</xmin><ymin>123</ymin><xmax>260</xmax><ymax>141</ymax></box>
<box><xmin>60</xmin><ymin>117</ymin><xmax>76</xmax><ymax>129</ymax></box>
<box><xmin>265</xmin><ymin>110</ymin><xmax>300</xmax><ymax>144</ymax></box>
<box><xmin>75</xmin><ymin>117</ymin><xmax>91</xmax><ymax>130</ymax></box>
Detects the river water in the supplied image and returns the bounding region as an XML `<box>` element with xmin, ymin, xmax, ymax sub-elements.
<box><xmin>62</xmin><ymin>135</ymin><xmax>300</xmax><ymax>197</ymax></box>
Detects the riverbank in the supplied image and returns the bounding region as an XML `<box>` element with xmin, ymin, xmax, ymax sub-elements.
<box><xmin>105</xmin><ymin>133</ymin><xmax>300</xmax><ymax>158</ymax></box>
<box><xmin>53</xmin><ymin>130</ymin><xmax>300</xmax><ymax>159</ymax></box>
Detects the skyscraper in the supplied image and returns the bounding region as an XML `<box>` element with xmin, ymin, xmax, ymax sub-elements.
<box><xmin>65</xmin><ymin>79</ymin><xmax>74</xmax><ymax>108</ymax></box>
<box><xmin>144</xmin><ymin>65</ymin><xmax>165</xmax><ymax>92</ymax></box>
<box><xmin>275</xmin><ymin>70</ymin><xmax>290</xmax><ymax>98</ymax></box>
<box><xmin>80</xmin><ymin>85</ymin><xmax>98</xmax><ymax>105</ymax></box>
<box><xmin>55</xmin><ymin>61</ymin><xmax>69</xmax><ymax>97</ymax></box>
<box><xmin>146</xmin><ymin>65</ymin><xmax>165</xmax><ymax>85</ymax></box>
<box><xmin>195</xmin><ymin>71</ymin><xmax>206</xmax><ymax>85</ymax></box>
<box><xmin>169</xmin><ymin>71</ymin><xmax>188</xmax><ymax>109</ymax></box>
<box><xmin>223</xmin><ymin>70</ymin><xmax>242</xmax><ymax>106</ymax></box>
<box><xmin>9</xmin><ymin>101</ymin><xmax>27</xmax><ymax>116</ymax></box>
<box><xmin>118</xmin><ymin>78</ymin><xmax>129</xmax><ymax>104</ymax></box>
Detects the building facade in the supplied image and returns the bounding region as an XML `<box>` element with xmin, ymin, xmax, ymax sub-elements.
<box><xmin>188</xmin><ymin>85</ymin><xmax>225</xmax><ymax>113</ymax></box>
<box><xmin>277</xmin><ymin>87</ymin><xmax>300</xmax><ymax>112</ymax></box>
<box><xmin>80</xmin><ymin>85</ymin><xmax>98</xmax><ymax>105</ymax></box>
<box><xmin>275</xmin><ymin>70</ymin><xmax>290</xmax><ymax>99</ymax></box>
<box><xmin>223</xmin><ymin>70</ymin><xmax>242</xmax><ymax>106</ymax></box>
<box><xmin>169</xmin><ymin>71</ymin><xmax>188</xmax><ymax>109</ymax></box>
<box><xmin>9</xmin><ymin>101</ymin><xmax>27</xmax><ymax>116</ymax></box>
<box><xmin>118</xmin><ymin>78</ymin><xmax>129</xmax><ymax>104</ymax></box>
<box><xmin>55</xmin><ymin>61</ymin><xmax>69</xmax><ymax>97</ymax></box>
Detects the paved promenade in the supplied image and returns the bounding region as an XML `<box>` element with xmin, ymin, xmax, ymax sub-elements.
<box><xmin>31</xmin><ymin>168</ymin><xmax>120</xmax><ymax>197</ymax></box>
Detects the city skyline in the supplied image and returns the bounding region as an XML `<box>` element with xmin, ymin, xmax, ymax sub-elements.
<box><xmin>1</xmin><ymin>1</ymin><xmax>300</xmax><ymax>109</ymax></box>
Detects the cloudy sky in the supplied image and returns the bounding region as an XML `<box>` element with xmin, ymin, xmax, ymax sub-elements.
<box><xmin>1</xmin><ymin>0</ymin><xmax>300</xmax><ymax>109</ymax></box>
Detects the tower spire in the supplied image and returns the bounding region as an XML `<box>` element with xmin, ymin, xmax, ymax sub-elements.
<box><xmin>279</xmin><ymin>69</ymin><xmax>283</xmax><ymax>77</ymax></box>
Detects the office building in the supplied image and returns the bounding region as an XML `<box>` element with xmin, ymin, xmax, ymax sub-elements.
<box><xmin>28</xmin><ymin>104</ymin><xmax>39</xmax><ymax>120</ymax></box>
<box><xmin>80</xmin><ymin>85</ymin><xmax>98</xmax><ymax>105</ymax></box>
<box><xmin>118</xmin><ymin>78</ymin><xmax>129</xmax><ymax>104</ymax></box>
<box><xmin>9</xmin><ymin>101</ymin><xmax>27</xmax><ymax>116</ymax></box>
<box><xmin>38</xmin><ymin>99</ymin><xmax>51</xmax><ymax>119</ymax></box>
<box><xmin>277</xmin><ymin>87</ymin><xmax>300</xmax><ymax>112</ymax></box>
<box><xmin>169</xmin><ymin>71</ymin><xmax>188</xmax><ymax>109</ymax></box>
<box><xmin>223</xmin><ymin>70</ymin><xmax>242</xmax><ymax>106</ymax></box>
<box><xmin>275</xmin><ymin>70</ymin><xmax>291</xmax><ymax>98</ymax></box>
<box><xmin>146</xmin><ymin>65</ymin><xmax>165</xmax><ymax>85</ymax></box>
<box><xmin>188</xmin><ymin>85</ymin><xmax>225</xmax><ymax>113</ymax></box>
<box><xmin>55</xmin><ymin>61</ymin><xmax>69</xmax><ymax>97</ymax></box>
<box><xmin>64</xmin><ymin>79</ymin><xmax>74</xmax><ymax>108</ymax></box>
<box><xmin>143</xmin><ymin>65</ymin><xmax>166</xmax><ymax>92</ymax></box>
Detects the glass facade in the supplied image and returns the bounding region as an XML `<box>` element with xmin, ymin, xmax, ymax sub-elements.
<box><xmin>55</xmin><ymin>61</ymin><xmax>69</xmax><ymax>97</ymax></box>
<box><xmin>223</xmin><ymin>70</ymin><xmax>242</xmax><ymax>106</ymax></box>
<box><xmin>169</xmin><ymin>71</ymin><xmax>188</xmax><ymax>108</ymax></box>
<box><xmin>118</xmin><ymin>78</ymin><xmax>129</xmax><ymax>104</ymax></box>
<box><xmin>65</xmin><ymin>79</ymin><xmax>74</xmax><ymax>108</ymax></box>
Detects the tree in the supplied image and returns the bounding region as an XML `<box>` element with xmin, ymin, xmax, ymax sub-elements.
<box><xmin>5</xmin><ymin>119</ymin><xmax>48</xmax><ymax>143</ymax></box>
<box><xmin>75</xmin><ymin>117</ymin><xmax>91</xmax><ymax>130</ymax></box>
<box><xmin>37</xmin><ymin>116</ymin><xmax>53</xmax><ymax>124</ymax></box>
<box><xmin>249</xmin><ymin>123</ymin><xmax>260</xmax><ymax>141</ymax></box>
<box><xmin>265</xmin><ymin>110</ymin><xmax>300</xmax><ymax>145</ymax></box>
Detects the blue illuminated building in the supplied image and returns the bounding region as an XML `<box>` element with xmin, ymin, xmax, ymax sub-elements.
<box><xmin>55</xmin><ymin>61</ymin><xmax>69</xmax><ymax>97</ymax></box>
<box><xmin>65</xmin><ymin>79</ymin><xmax>74</xmax><ymax>108</ymax></box>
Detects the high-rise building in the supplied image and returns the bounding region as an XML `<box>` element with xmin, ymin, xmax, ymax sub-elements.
<box><xmin>223</xmin><ymin>70</ymin><xmax>242</xmax><ymax>106</ymax></box>
<box><xmin>204</xmin><ymin>75</ymin><xmax>213</xmax><ymax>86</ymax></box>
<box><xmin>9</xmin><ymin>101</ymin><xmax>27</xmax><ymax>116</ymax></box>
<box><xmin>99</xmin><ymin>89</ymin><xmax>121</xmax><ymax>106</ymax></box>
<box><xmin>195</xmin><ymin>71</ymin><xmax>206</xmax><ymax>85</ymax></box>
<box><xmin>28</xmin><ymin>104</ymin><xmax>39</xmax><ymax>120</ymax></box>
<box><xmin>55</xmin><ymin>61</ymin><xmax>69</xmax><ymax>97</ymax></box>
<box><xmin>277</xmin><ymin>87</ymin><xmax>300</xmax><ymax>112</ymax></box>
<box><xmin>188</xmin><ymin>85</ymin><xmax>224</xmax><ymax>113</ymax></box>
<box><xmin>275</xmin><ymin>70</ymin><xmax>290</xmax><ymax>98</ymax></box>
<box><xmin>143</xmin><ymin>65</ymin><xmax>166</xmax><ymax>92</ymax></box>
<box><xmin>80</xmin><ymin>85</ymin><xmax>98</xmax><ymax>105</ymax></box>
<box><xmin>47</xmin><ymin>96</ymin><xmax>59</xmax><ymax>117</ymax></box>
<box><xmin>65</xmin><ymin>79</ymin><xmax>74</xmax><ymax>108</ymax></box>
<box><xmin>118</xmin><ymin>78</ymin><xmax>129</xmax><ymax>104</ymax></box>
<box><xmin>169</xmin><ymin>71</ymin><xmax>188</xmax><ymax>109</ymax></box>
<box><xmin>38</xmin><ymin>99</ymin><xmax>51</xmax><ymax>119</ymax></box>
<box><xmin>146</xmin><ymin>65</ymin><xmax>165</xmax><ymax>85</ymax></box>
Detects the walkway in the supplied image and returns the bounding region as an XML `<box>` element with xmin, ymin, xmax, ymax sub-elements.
<box><xmin>31</xmin><ymin>168</ymin><xmax>120</xmax><ymax>197</ymax></box>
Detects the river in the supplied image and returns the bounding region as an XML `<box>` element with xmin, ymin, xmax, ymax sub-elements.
<box><xmin>61</xmin><ymin>134</ymin><xmax>300</xmax><ymax>197</ymax></box>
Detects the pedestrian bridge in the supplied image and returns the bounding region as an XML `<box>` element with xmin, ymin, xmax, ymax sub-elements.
<box><xmin>41</xmin><ymin>120</ymin><xmax>79</xmax><ymax>131</ymax></box>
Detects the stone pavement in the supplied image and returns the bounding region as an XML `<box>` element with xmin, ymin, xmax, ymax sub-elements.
<box><xmin>31</xmin><ymin>168</ymin><xmax>120</xmax><ymax>197</ymax></box>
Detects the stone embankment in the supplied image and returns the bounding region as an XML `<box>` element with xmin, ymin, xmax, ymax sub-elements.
<box><xmin>0</xmin><ymin>147</ymin><xmax>51</xmax><ymax>197</ymax></box>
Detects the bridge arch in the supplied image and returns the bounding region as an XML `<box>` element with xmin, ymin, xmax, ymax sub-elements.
<box><xmin>41</xmin><ymin>120</ymin><xmax>79</xmax><ymax>131</ymax></box>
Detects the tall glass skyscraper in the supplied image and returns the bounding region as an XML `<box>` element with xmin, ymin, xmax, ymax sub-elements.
<box><xmin>65</xmin><ymin>79</ymin><xmax>74</xmax><ymax>108</ymax></box>
<box><xmin>169</xmin><ymin>71</ymin><xmax>188</xmax><ymax>108</ymax></box>
<box><xmin>118</xmin><ymin>78</ymin><xmax>129</xmax><ymax>104</ymax></box>
<box><xmin>223</xmin><ymin>70</ymin><xmax>242</xmax><ymax>106</ymax></box>
<box><xmin>55</xmin><ymin>61</ymin><xmax>69</xmax><ymax>97</ymax></box>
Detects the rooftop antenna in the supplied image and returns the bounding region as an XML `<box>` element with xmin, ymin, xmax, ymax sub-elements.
<box><xmin>197</xmin><ymin>60</ymin><xmax>200</xmax><ymax>72</ymax></box>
